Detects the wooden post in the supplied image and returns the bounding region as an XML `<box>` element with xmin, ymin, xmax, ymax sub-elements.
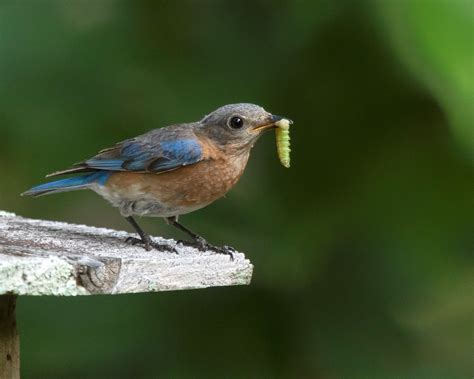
<box><xmin>0</xmin><ymin>295</ymin><xmax>19</xmax><ymax>379</ymax></box>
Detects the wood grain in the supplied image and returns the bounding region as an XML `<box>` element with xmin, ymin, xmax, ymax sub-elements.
<box><xmin>0</xmin><ymin>211</ymin><xmax>253</xmax><ymax>296</ymax></box>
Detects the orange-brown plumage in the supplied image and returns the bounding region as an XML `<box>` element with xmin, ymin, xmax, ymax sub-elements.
<box><xmin>99</xmin><ymin>141</ymin><xmax>250</xmax><ymax>217</ymax></box>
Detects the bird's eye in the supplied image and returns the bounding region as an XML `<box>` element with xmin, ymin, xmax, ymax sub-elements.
<box><xmin>228</xmin><ymin>116</ymin><xmax>244</xmax><ymax>129</ymax></box>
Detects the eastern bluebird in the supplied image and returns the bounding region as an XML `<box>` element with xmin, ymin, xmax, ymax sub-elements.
<box><xmin>22</xmin><ymin>103</ymin><xmax>292</xmax><ymax>258</ymax></box>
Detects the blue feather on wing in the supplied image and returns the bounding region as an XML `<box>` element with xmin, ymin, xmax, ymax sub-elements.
<box><xmin>85</xmin><ymin>138</ymin><xmax>203</xmax><ymax>173</ymax></box>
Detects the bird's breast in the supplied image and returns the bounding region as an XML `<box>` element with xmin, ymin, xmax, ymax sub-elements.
<box><xmin>98</xmin><ymin>149</ymin><xmax>250</xmax><ymax>216</ymax></box>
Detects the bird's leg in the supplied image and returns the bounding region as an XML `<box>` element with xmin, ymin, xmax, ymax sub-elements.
<box><xmin>125</xmin><ymin>216</ymin><xmax>176</xmax><ymax>253</ymax></box>
<box><xmin>166</xmin><ymin>216</ymin><xmax>235</xmax><ymax>260</ymax></box>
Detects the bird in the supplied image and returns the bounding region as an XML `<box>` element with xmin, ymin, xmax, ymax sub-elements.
<box><xmin>22</xmin><ymin>103</ymin><xmax>291</xmax><ymax>258</ymax></box>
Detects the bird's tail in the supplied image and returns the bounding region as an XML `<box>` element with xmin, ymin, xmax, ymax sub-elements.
<box><xmin>21</xmin><ymin>171</ymin><xmax>110</xmax><ymax>197</ymax></box>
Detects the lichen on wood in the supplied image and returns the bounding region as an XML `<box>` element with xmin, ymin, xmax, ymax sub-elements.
<box><xmin>0</xmin><ymin>211</ymin><xmax>253</xmax><ymax>296</ymax></box>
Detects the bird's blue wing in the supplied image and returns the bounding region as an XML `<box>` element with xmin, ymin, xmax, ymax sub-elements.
<box><xmin>84</xmin><ymin>138</ymin><xmax>203</xmax><ymax>173</ymax></box>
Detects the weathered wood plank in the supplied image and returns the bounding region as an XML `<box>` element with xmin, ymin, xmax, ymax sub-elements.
<box><xmin>0</xmin><ymin>211</ymin><xmax>253</xmax><ymax>295</ymax></box>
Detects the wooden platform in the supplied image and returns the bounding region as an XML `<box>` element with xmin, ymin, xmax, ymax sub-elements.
<box><xmin>0</xmin><ymin>210</ymin><xmax>253</xmax><ymax>296</ymax></box>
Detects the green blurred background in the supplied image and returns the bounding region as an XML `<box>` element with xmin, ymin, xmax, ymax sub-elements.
<box><xmin>1</xmin><ymin>1</ymin><xmax>473</xmax><ymax>378</ymax></box>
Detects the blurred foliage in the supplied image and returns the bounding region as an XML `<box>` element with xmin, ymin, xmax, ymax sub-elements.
<box><xmin>373</xmin><ymin>0</ymin><xmax>474</xmax><ymax>155</ymax></box>
<box><xmin>0</xmin><ymin>1</ymin><xmax>472</xmax><ymax>378</ymax></box>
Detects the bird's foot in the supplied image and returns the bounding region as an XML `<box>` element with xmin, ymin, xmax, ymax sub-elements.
<box><xmin>178</xmin><ymin>237</ymin><xmax>236</xmax><ymax>261</ymax></box>
<box><xmin>125</xmin><ymin>236</ymin><xmax>177</xmax><ymax>253</ymax></box>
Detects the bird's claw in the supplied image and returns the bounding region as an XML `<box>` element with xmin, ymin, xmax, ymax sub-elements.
<box><xmin>212</xmin><ymin>245</ymin><xmax>235</xmax><ymax>261</ymax></box>
<box><xmin>126</xmin><ymin>236</ymin><xmax>148</xmax><ymax>248</ymax></box>
<box><xmin>125</xmin><ymin>236</ymin><xmax>177</xmax><ymax>254</ymax></box>
<box><xmin>178</xmin><ymin>238</ymin><xmax>235</xmax><ymax>261</ymax></box>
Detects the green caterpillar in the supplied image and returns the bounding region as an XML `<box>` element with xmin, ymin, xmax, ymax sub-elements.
<box><xmin>275</xmin><ymin>119</ymin><xmax>291</xmax><ymax>168</ymax></box>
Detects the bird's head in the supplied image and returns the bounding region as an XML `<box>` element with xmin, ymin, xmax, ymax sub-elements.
<box><xmin>197</xmin><ymin>103</ymin><xmax>291</xmax><ymax>152</ymax></box>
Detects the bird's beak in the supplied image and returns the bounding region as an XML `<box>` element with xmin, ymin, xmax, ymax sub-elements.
<box><xmin>252</xmin><ymin>114</ymin><xmax>293</xmax><ymax>132</ymax></box>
